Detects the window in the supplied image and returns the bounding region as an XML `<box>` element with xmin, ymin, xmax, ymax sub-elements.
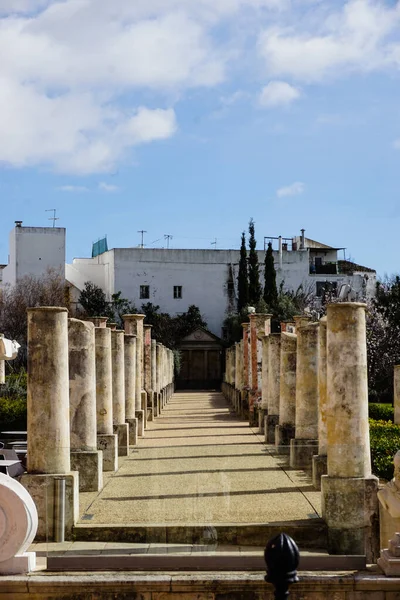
<box><xmin>140</xmin><ymin>285</ymin><xmax>150</xmax><ymax>299</ymax></box>
<box><xmin>227</xmin><ymin>281</ymin><xmax>235</xmax><ymax>297</ymax></box>
<box><xmin>174</xmin><ymin>285</ymin><xmax>182</xmax><ymax>299</ymax></box>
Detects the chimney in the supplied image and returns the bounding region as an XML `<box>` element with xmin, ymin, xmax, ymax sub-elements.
<box><xmin>300</xmin><ymin>228</ymin><xmax>305</xmax><ymax>250</ymax></box>
<box><xmin>15</xmin><ymin>221</ymin><xmax>23</xmax><ymax>228</ymax></box>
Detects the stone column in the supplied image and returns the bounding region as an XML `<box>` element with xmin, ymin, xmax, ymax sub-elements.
<box><xmin>111</xmin><ymin>329</ymin><xmax>129</xmax><ymax>457</ymax></box>
<box><xmin>312</xmin><ymin>317</ymin><xmax>328</xmax><ymax>490</ymax></box>
<box><xmin>143</xmin><ymin>324</ymin><xmax>154</xmax><ymax>421</ymax></box>
<box><xmin>260</xmin><ymin>336</ymin><xmax>269</xmax><ymax>433</ymax></box>
<box><xmin>156</xmin><ymin>343</ymin><xmax>162</xmax><ymax>415</ymax></box>
<box><xmin>21</xmin><ymin>307</ymin><xmax>78</xmax><ymax>541</ymax></box>
<box><xmin>69</xmin><ymin>318</ymin><xmax>103</xmax><ymax>492</ymax></box>
<box><xmin>394</xmin><ymin>366</ymin><xmax>400</xmax><ymax>425</ymax></box>
<box><xmin>248</xmin><ymin>314</ymin><xmax>272</xmax><ymax>427</ymax></box>
<box><xmin>275</xmin><ymin>332</ymin><xmax>297</xmax><ymax>452</ymax></box>
<box><xmin>241</xmin><ymin>323</ymin><xmax>250</xmax><ymax>419</ymax></box>
<box><xmin>322</xmin><ymin>303</ymin><xmax>379</xmax><ymax>562</ymax></box>
<box><xmin>86</xmin><ymin>316</ymin><xmax>108</xmax><ymax>328</ymax></box>
<box><xmin>266</xmin><ymin>333</ymin><xmax>281</xmax><ymax>444</ymax></box>
<box><xmin>290</xmin><ymin>321</ymin><xmax>319</xmax><ymax>469</ymax></box>
<box><xmin>0</xmin><ymin>359</ymin><xmax>4</xmax><ymax>384</ymax></box>
<box><xmin>234</xmin><ymin>342</ymin><xmax>241</xmax><ymax>413</ymax></box>
<box><xmin>95</xmin><ymin>327</ymin><xmax>118</xmax><ymax>471</ymax></box>
<box><xmin>123</xmin><ymin>315</ymin><xmax>145</xmax><ymax>436</ymax></box>
<box><xmin>151</xmin><ymin>340</ymin><xmax>158</xmax><ymax>417</ymax></box>
<box><xmin>124</xmin><ymin>334</ymin><xmax>138</xmax><ymax>446</ymax></box>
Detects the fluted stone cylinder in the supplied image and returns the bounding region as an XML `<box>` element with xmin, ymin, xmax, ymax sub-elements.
<box><xmin>322</xmin><ymin>303</ymin><xmax>379</xmax><ymax>561</ymax></box>
<box><xmin>111</xmin><ymin>330</ymin><xmax>125</xmax><ymax>425</ymax></box>
<box><xmin>266</xmin><ymin>333</ymin><xmax>281</xmax><ymax>444</ymax></box>
<box><xmin>394</xmin><ymin>365</ymin><xmax>400</xmax><ymax>425</ymax></box>
<box><xmin>123</xmin><ymin>314</ymin><xmax>145</xmax><ymax>435</ymax></box>
<box><xmin>69</xmin><ymin>319</ymin><xmax>97</xmax><ymax>451</ymax></box>
<box><xmin>312</xmin><ymin>317</ymin><xmax>328</xmax><ymax>489</ymax></box>
<box><xmin>27</xmin><ymin>307</ymin><xmax>70</xmax><ymax>474</ymax></box>
<box><xmin>95</xmin><ymin>327</ymin><xmax>113</xmax><ymax>435</ymax></box>
<box><xmin>275</xmin><ymin>332</ymin><xmax>297</xmax><ymax>452</ymax></box>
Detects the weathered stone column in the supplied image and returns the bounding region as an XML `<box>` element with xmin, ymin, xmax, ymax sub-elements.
<box><xmin>123</xmin><ymin>314</ymin><xmax>145</xmax><ymax>436</ymax></box>
<box><xmin>151</xmin><ymin>340</ymin><xmax>158</xmax><ymax>417</ymax></box>
<box><xmin>248</xmin><ymin>314</ymin><xmax>272</xmax><ymax>427</ymax></box>
<box><xmin>0</xmin><ymin>359</ymin><xmax>4</xmax><ymax>384</ymax></box>
<box><xmin>275</xmin><ymin>332</ymin><xmax>297</xmax><ymax>452</ymax></box>
<box><xmin>394</xmin><ymin>366</ymin><xmax>400</xmax><ymax>425</ymax></box>
<box><xmin>21</xmin><ymin>307</ymin><xmax>78</xmax><ymax>541</ymax></box>
<box><xmin>95</xmin><ymin>327</ymin><xmax>118</xmax><ymax>471</ymax></box>
<box><xmin>86</xmin><ymin>316</ymin><xmax>108</xmax><ymax>328</ymax></box>
<box><xmin>322</xmin><ymin>303</ymin><xmax>379</xmax><ymax>561</ymax></box>
<box><xmin>241</xmin><ymin>323</ymin><xmax>250</xmax><ymax>419</ymax></box>
<box><xmin>156</xmin><ymin>343</ymin><xmax>162</xmax><ymax>414</ymax></box>
<box><xmin>260</xmin><ymin>336</ymin><xmax>269</xmax><ymax>433</ymax></box>
<box><xmin>312</xmin><ymin>317</ymin><xmax>328</xmax><ymax>490</ymax></box>
<box><xmin>266</xmin><ymin>333</ymin><xmax>281</xmax><ymax>444</ymax></box>
<box><xmin>290</xmin><ymin>321</ymin><xmax>319</xmax><ymax>469</ymax></box>
<box><xmin>124</xmin><ymin>334</ymin><xmax>138</xmax><ymax>446</ymax></box>
<box><xmin>143</xmin><ymin>324</ymin><xmax>153</xmax><ymax>421</ymax></box>
<box><xmin>69</xmin><ymin>318</ymin><xmax>103</xmax><ymax>492</ymax></box>
<box><xmin>111</xmin><ymin>329</ymin><xmax>129</xmax><ymax>457</ymax></box>
<box><xmin>234</xmin><ymin>342</ymin><xmax>241</xmax><ymax>413</ymax></box>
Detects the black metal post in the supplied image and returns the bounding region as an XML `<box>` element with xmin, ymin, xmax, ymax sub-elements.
<box><xmin>264</xmin><ymin>533</ymin><xmax>299</xmax><ymax>599</ymax></box>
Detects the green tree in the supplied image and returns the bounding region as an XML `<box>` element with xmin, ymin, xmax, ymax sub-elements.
<box><xmin>248</xmin><ymin>218</ymin><xmax>262</xmax><ymax>306</ymax></box>
<box><xmin>237</xmin><ymin>231</ymin><xmax>249</xmax><ymax>311</ymax></box>
<box><xmin>263</xmin><ymin>241</ymin><xmax>278</xmax><ymax>307</ymax></box>
<box><xmin>111</xmin><ymin>291</ymin><xmax>138</xmax><ymax>328</ymax></box>
<box><xmin>78</xmin><ymin>282</ymin><xmax>113</xmax><ymax>318</ymax></box>
<box><xmin>141</xmin><ymin>303</ymin><xmax>207</xmax><ymax>349</ymax></box>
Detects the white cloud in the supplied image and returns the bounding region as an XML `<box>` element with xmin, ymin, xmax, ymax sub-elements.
<box><xmin>258</xmin><ymin>80</ymin><xmax>300</xmax><ymax>107</ymax></box>
<box><xmin>98</xmin><ymin>182</ymin><xmax>120</xmax><ymax>193</ymax></box>
<box><xmin>276</xmin><ymin>181</ymin><xmax>305</xmax><ymax>197</ymax></box>
<box><xmin>258</xmin><ymin>0</ymin><xmax>400</xmax><ymax>82</ymax></box>
<box><xmin>58</xmin><ymin>185</ymin><xmax>89</xmax><ymax>193</ymax></box>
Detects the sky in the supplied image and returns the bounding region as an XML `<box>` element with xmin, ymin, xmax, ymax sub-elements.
<box><xmin>1</xmin><ymin>0</ymin><xmax>400</xmax><ymax>276</ymax></box>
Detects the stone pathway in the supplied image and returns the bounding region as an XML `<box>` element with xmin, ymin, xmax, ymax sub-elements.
<box><xmin>79</xmin><ymin>391</ymin><xmax>321</xmax><ymax>526</ymax></box>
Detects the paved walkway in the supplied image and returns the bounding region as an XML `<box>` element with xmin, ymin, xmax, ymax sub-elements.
<box><xmin>79</xmin><ymin>391</ymin><xmax>321</xmax><ymax>525</ymax></box>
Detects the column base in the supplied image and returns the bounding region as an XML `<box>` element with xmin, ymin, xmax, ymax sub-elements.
<box><xmin>265</xmin><ymin>414</ymin><xmax>279</xmax><ymax>445</ymax></box>
<box><xmin>70</xmin><ymin>450</ymin><xmax>103</xmax><ymax>492</ymax></box>
<box><xmin>289</xmin><ymin>438</ymin><xmax>318</xmax><ymax>470</ymax></box>
<box><xmin>0</xmin><ymin>552</ymin><xmax>36</xmax><ymax>575</ymax></box>
<box><xmin>321</xmin><ymin>474</ymin><xmax>379</xmax><ymax>563</ymax></box>
<box><xmin>114</xmin><ymin>423</ymin><xmax>129</xmax><ymax>457</ymax></box>
<box><xmin>136</xmin><ymin>410</ymin><xmax>145</xmax><ymax>437</ymax></box>
<box><xmin>275</xmin><ymin>424</ymin><xmax>295</xmax><ymax>454</ymax></box>
<box><xmin>20</xmin><ymin>472</ymin><xmax>79</xmax><ymax>541</ymax></box>
<box><xmin>312</xmin><ymin>454</ymin><xmax>327</xmax><ymax>490</ymax></box>
<box><xmin>153</xmin><ymin>393</ymin><xmax>159</xmax><ymax>418</ymax></box>
<box><xmin>97</xmin><ymin>434</ymin><xmax>118</xmax><ymax>472</ymax></box>
<box><xmin>146</xmin><ymin>390</ymin><xmax>154</xmax><ymax>422</ymax></box>
<box><xmin>126</xmin><ymin>418</ymin><xmax>138</xmax><ymax>446</ymax></box>
<box><xmin>258</xmin><ymin>409</ymin><xmax>267</xmax><ymax>434</ymax></box>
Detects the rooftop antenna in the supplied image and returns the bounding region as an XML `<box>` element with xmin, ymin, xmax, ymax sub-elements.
<box><xmin>211</xmin><ymin>238</ymin><xmax>217</xmax><ymax>249</ymax></box>
<box><xmin>46</xmin><ymin>209</ymin><xmax>59</xmax><ymax>228</ymax></box>
<box><xmin>164</xmin><ymin>234</ymin><xmax>173</xmax><ymax>249</ymax></box>
<box><xmin>137</xmin><ymin>230</ymin><xmax>147</xmax><ymax>248</ymax></box>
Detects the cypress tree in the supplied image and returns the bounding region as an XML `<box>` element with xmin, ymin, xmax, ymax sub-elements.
<box><xmin>263</xmin><ymin>241</ymin><xmax>278</xmax><ymax>307</ymax></box>
<box><xmin>248</xmin><ymin>218</ymin><xmax>262</xmax><ymax>306</ymax></box>
<box><xmin>237</xmin><ymin>231</ymin><xmax>249</xmax><ymax>311</ymax></box>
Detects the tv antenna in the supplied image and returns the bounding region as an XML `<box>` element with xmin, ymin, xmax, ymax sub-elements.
<box><xmin>137</xmin><ymin>230</ymin><xmax>147</xmax><ymax>248</ymax></box>
<box><xmin>211</xmin><ymin>238</ymin><xmax>217</xmax><ymax>249</ymax></box>
<box><xmin>46</xmin><ymin>209</ymin><xmax>59</xmax><ymax>228</ymax></box>
<box><xmin>164</xmin><ymin>234</ymin><xmax>173</xmax><ymax>249</ymax></box>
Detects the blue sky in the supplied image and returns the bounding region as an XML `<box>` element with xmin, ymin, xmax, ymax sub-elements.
<box><xmin>1</xmin><ymin>0</ymin><xmax>400</xmax><ymax>275</ymax></box>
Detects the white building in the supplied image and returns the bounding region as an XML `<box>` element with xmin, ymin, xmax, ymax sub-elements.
<box><xmin>0</xmin><ymin>222</ymin><xmax>65</xmax><ymax>286</ymax></box>
<box><xmin>0</xmin><ymin>223</ymin><xmax>376</xmax><ymax>337</ymax></box>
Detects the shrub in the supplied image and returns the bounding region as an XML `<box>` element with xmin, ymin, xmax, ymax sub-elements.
<box><xmin>369</xmin><ymin>418</ymin><xmax>400</xmax><ymax>481</ymax></box>
<box><xmin>0</xmin><ymin>396</ymin><xmax>27</xmax><ymax>429</ymax></box>
<box><xmin>368</xmin><ymin>403</ymin><xmax>394</xmax><ymax>422</ymax></box>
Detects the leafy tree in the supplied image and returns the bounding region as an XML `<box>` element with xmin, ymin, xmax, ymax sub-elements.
<box><xmin>248</xmin><ymin>218</ymin><xmax>262</xmax><ymax>306</ymax></box>
<box><xmin>263</xmin><ymin>242</ymin><xmax>278</xmax><ymax>307</ymax></box>
<box><xmin>141</xmin><ymin>303</ymin><xmax>207</xmax><ymax>349</ymax></box>
<box><xmin>237</xmin><ymin>231</ymin><xmax>249</xmax><ymax>311</ymax></box>
<box><xmin>78</xmin><ymin>281</ymin><xmax>112</xmax><ymax>318</ymax></box>
<box><xmin>111</xmin><ymin>291</ymin><xmax>138</xmax><ymax>329</ymax></box>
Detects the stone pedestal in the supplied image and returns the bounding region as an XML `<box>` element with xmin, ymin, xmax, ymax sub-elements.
<box><xmin>378</xmin><ymin>532</ymin><xmax>400</xmax><ymax>576</ymax></box>
<box><xmin>266</xmin><ymin>333</ymin><xmax>280</xmax><ymax>444</ymax></box>
<box><xmin>276</xmin><ymin>332</ymin><xmax>297</xmax><ymax>454</ymax></box>
<box><xmin>378</xmin><ymin>451</ymin><xmax>400</xmax><ymax>551</ymax></box>
<box><xmin>126</xmin><ymin>418</ymin><xmax>138</xmax><ymax>446</ymax></box>
<box><xmin>69</xmin><ymin>318</ymin><xmax>102</xmax><ymax>492</ymax></box>
<box><xmin>322</xmin><ymin>302</ymin><xmax>379</xmax><ymax>563</ymax></box>
<box><xmin>97</xmin><ymin>434</ymin><xmax>118</xmax><ymax>472</ymax></box>
<box><xmin>114</xmin><ymin>423</ymin><xmax>129</xmax><ymax>457</ymax></box>
<box><xmin>71</xmin><ymin>451</ymin><xmax>103</xmax><ymax>492</ymax></box>
<box><xmin>290</xmin><ymin>322</ymin><xmax>319</xmax><ymax>470</ymax></box>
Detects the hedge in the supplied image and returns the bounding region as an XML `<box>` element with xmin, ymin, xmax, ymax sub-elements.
<box><xmin>369</xmin><ymin>418</ymin><xmax>400</xmax><ymax>481</ymax></box>
<box><xmin>0</xmin><ymin>397</ymin><xmax>27</xmax><ymax>430</ymax></box>
<box><xmin>369</xmin><ymin>403</ymin><xmax>394</xmax><ymax>422</ymax></box>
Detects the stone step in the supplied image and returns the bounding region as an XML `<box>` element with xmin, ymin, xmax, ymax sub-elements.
<box><xmin>73</xmin><ymin>518</ymin><xmax>327</xmax><ymax>549</ymax></box>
